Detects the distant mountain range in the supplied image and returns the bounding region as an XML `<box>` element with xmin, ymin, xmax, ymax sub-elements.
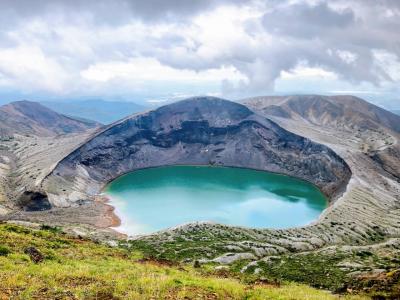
<box><xmin>392</xmin><ymin>110</ymin><xmax>400</xmax><ymax>116</ymax></box>
<box><xmin>41</xmin><ymin>99</ymin><xmax>146</xmax><ymax>124</ymax></box>
<box><xmin>0</xmin><ymin>101</ymin><xmax>101</xmax><ymax>137</ymax></box>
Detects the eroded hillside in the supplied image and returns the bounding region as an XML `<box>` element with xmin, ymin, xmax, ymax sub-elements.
<box><xmin>0</xmin><ymin>101</ymin><xmax>102</xmax><ymax>218</ymax></box>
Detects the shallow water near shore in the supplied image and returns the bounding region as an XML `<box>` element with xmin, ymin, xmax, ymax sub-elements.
<box><xmin>104</xmin><ymin>166</ymin><xmax>327</xmax><ymax>235</ymax></box>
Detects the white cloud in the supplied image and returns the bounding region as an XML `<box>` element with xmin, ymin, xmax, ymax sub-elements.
<box><xmin>80</xmin><ymin>57</ymin><xmax>247</xmax><ymax>83</ymax></box>
<box><xmin>373</xmin><ymin>50</ymin><xmax>400</xmax><ymax>81</ymax></box>
<box><xmin>0</xmin><ymin>0</ymin><xmax>398</xmax><ymax>108</ymax></box>
<box><xmin>336</xmin><ymin>50</ymin><xmax>357</xmax><ymax>64</ymax></box>
<box><xmin>0</xmin><ymin>45</ymin><xmax>70</xmax><ymax>92</ymax></box>
<box><xmin>329</xmin><ymin>90</ymin><xmax>382</xmax><ymax>95</ymax></box>
<box><xmin>280</xmin><ymin>64</ymin><xmax>338</xmax><ymax>80</ymax></box>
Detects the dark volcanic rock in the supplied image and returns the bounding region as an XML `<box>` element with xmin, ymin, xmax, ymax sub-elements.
<box><xmin>18</xmin><ymin>191</ymin><xmax>51</xmax><ymax>211</ymax></box>
<box><xmin>44</xmin><ymin>97</ymin><xmax>351</xmax><ymax>205</ymax></box>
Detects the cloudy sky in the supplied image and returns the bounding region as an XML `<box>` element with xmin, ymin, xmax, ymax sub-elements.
<box><xmin>0</xmin><ymin>0</ymin><xmax>399</xmax><ymax>109</ymax></box>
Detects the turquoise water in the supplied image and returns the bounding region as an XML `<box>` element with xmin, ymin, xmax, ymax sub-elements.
<box><xmin>104</xmin><ymin>166</ymin><xmax>327</xmax><ymax>235</ymax></box>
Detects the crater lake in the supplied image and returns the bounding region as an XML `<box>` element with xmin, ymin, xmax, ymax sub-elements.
<box><xmin>104</xmin><ymin>166</ymin><xmax>328</xmax><ymax>235</ymax></box>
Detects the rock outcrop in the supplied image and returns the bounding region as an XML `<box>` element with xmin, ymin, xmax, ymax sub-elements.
<box><xmin>42</xmin><ymin>97</ymin><xmax>351</xmax><ymax>207</ymax></box>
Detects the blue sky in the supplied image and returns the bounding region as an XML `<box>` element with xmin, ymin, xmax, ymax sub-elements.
<box><xmin>0</xmin><ymin>0</ymin><xmax>399</xmax><ymax>109</ymax></box>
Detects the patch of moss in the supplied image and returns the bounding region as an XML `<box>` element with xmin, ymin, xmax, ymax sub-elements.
<box><xmin>0</xmin><ymin>245</ymin><xmax>11</xmax><ymax>256</ymax></box>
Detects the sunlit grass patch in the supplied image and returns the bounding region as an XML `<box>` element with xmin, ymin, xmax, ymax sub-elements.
<box><xmin>0</xmin><ymin>223</ymin><xmax>369</xmax><ymax>299</ymax></box>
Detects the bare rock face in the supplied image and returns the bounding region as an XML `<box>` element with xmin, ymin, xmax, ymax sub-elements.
<box><xmin>43</xmin><ymin>97</ymin><xmax>351</xmax><ymax>206</ymax></box>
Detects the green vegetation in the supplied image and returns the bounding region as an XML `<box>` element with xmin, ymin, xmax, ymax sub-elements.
<box><xmin>125</xmin><ymin>224</ymin><xmax>266</xmax><ymax>261</ymax></box>
<box><xmin>246</xmin><ymin>253</ymin><xmax>348</xmax><ymax>290</ymax></box>
<box><xmin>0</xmin><ymin>223</ymin><xmax>369</xmax><ymax>299</ymax></box>
<box><xmin>126</xmin><ymin>227</ymin><xmax>400</xmax><ymax>299</ymax></box>
<box><xmin>0</xmin><ymin>245</ymin><xmax>10</xmax><ymax>256</ymax></box>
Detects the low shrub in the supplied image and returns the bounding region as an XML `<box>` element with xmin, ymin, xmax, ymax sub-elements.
<box><xmin>0</xmin><ymin>245</ymin><xmax>11</xmax><ymax>256</ymax></box>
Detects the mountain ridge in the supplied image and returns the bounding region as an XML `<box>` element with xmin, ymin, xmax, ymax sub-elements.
<box><xmin>0</xmin><ymin>100</ymin><xmax>101</xmax><ymax>137</ymax></box>
<box><xmin>242</xmin><ymin>94</ymin><xmax>400</xmax><ymax>133</ymax></box>
<box><xmin>242</xmin><ymin>94</ymin><xmax>400</xmax><ymax>180</ymax></box>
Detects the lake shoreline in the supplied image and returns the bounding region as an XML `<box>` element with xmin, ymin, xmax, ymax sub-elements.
<box><xmin>103</xmin><ymin>165</ymin><xmax>328</xmax><ymax>236</ymax></box>
<box><xmin>94</xmin><ymin>194</ymin><xmax>125</xmax><ymax>235</ymax></box>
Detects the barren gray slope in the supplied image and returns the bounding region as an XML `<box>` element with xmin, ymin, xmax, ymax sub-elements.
<box><xmin>42</xmin><ymin>96</ymin><xmax>351</xmax><ymax>207</ymax></box>
<box><xmin>243</xmin><ymin>95</ymin><xmax>400</xmax><ymax>181</ymax></box>
<box><xmin>243</xmin><ymin>95</ymin><xmax>400</xmax><ymax>133</ymax></box>
<box><xmin>0</xmin><ymin>101</ymin><xmax>102</xmax><ymax>214</ymax></box>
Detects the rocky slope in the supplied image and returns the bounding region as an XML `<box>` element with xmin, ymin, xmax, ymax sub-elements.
<box><xmin>243</xmin><ymin>95</ymin><xmax>400</xmax><ymax>133</ymax></box>
<box><xmin>243</xmin><ymin>95</ymin><xmax>400</xmax><ymax>182</ymax></box>
<box><xmin>0</xmin><ymin>100</ymin><xmax>101</xmax><ymax>137</ymax></box>
<box><xmin>0</xmin><ymin>101</ymin><xmax>102</xmax><ymax>215</ymax></box>
<box><xmin>41</xmin><ymin>97</ymin><xmax>351</xmax><ymax>208</ymax></box>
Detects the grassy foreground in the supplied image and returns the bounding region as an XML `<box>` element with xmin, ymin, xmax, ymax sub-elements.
<box><xmin>0</xmin><ymin>223</ymin><xmax>369</xmax><ymax>300</ymax></box>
